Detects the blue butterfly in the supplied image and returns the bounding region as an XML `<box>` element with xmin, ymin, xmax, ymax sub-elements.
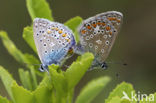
<box><xmin>33</xmin><ymin>18</ymin><xmax>76</xmax><ymax>72</ymax></box>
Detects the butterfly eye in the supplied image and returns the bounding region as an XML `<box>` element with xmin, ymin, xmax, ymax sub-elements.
<box><xmin>101</xmin><ymin>62</ymin><xmax>108</xmax><ymax>69</ymax></box>
<box><xmin>39</xmin><ymin>65</ymin><xmax>45</xmax><ymax>72</ymax></box>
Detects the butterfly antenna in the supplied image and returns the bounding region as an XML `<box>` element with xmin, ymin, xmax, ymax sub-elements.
<box><xmin>23</xmin><ymin>63</ymin><xmax>41</xmax><ymax>66</ymax></box>
<box><xmin>106</xmin><ymin>61</ymin><xmax>128</xmax><ymax>66</ymax></box>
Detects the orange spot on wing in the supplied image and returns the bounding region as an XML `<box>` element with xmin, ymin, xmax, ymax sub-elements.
<box><xmin>97</xmin><ymin>21</ymin><xmax>101</xmax><ymax>25</ymax></box>
<box><xmin>68</xmin><ymin>48</ymin><xmax>73</xmax><ymax>54</ymax></box>
<box><xmin>109</xmin><ymin>31</ymin><xmax>112</xmax><ymax>35</ymax></box>
<box><xmin>91</xmin><ymin>24</ymin><xmax>97</xmax><ymax>28</ymax></box>
<box><xmin>112</xmin><ymin>17</ymin><xmax>117</xmax><ymax>20</ymax></box>
<box><xmin>47</xmin><ymin>30</ymin><xmax>51</xmax><ymax>34</ymax></box>
<box><xmin>62</xmin><ymin>33</ymin><xmax>67</xmax><ymax>37</ymax></box>
<box><xmin>106</xmin><ymin>26</ymin><xmax>111</xmax><ymax>31</ymax></box>
<box><xmin>55</xmin><ymin>28</ymin><xmax>59</xmax><ymax>31</ymax></box>
<box><xmin>58</xmin><ymin>30</ymin><xmax>63</xmax><ymax>34</ymax></box>
<box><xmin>81</xmin><ymin>30</ymin><xmax>86</xmax><ymax>34</ymax></box>
<box><xmin>116</xmin><ymin>19</ymin><xmax>121</xmax><ymax>23</ymax></box>
<box><xmin>87</xmin><ymin>25</ymin><xmax>92</xmax><ymax>29</ymax></box>
<box><xmin>108</xmin><ymin>17</ymin><xmax>113</xmax><ymax>21</ymax></box>
<box><xmin>66</xmin><ymin>39</ymin><xmax>70</xmax><ymax>42</ymax></box>
<box><xmin>108</xmin><ymin>17</ymin><xmax>117</xmax><ymax>21</ymax></box>
<box><xmin>101</xmin><ymin>22</ymin><xmax>106</xmax><ymax>26</ymax></box>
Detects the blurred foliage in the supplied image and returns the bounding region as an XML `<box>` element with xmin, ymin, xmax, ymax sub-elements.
<box><xmin>0</xmin><ymin>0</ymin><xmax>156</xmax><ymax>103</ymax></box>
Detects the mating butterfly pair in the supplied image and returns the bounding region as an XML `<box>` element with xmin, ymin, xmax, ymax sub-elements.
<box><xmin>33</xmin><ymin>11</ymin><xmax>123</xmax><ymax>72</ymax></box>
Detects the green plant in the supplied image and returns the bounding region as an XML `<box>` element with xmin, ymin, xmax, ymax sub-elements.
<box><xmin>0</xmin><ymin>0</ymin><xmax>156</xmax><ymax>103</ymax></box>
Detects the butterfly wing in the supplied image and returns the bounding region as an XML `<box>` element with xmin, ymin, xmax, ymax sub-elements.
<box><xmin>77</xmin><ymin>11</ymin><xmax>123</xmax><ymax>63</ymax></box>
<box><xmin>33</xmin><ymin>18</ymin><xmax>75</xmax><ymax>67</ymax></box>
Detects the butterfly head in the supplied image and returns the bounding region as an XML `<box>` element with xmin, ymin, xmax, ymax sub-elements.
<box><xmin>39</xmin><ymin>64</ymin><xmax>48</xmax><ymax>72</ymax></box>
<box><xmin>100</xmin><ymin>62</ymin><xmax>108</xmax><ymax>69</ymax></box>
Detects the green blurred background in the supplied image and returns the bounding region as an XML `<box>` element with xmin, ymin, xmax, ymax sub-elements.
<box><xmin>0</xmin><ymin>0</ymin><xmax>156</xmax><ymax>103</ymax></box>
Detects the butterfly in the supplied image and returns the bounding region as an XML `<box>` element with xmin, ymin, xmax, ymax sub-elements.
<box><xmin>76</xmin><ymin>11</ymin><xmax>123</xmax><ymax>70</ymax></box>
<box><xmin>33</xmin><ymin>18</ymin><xmax>76</xmax><ymax>72</ymax></box>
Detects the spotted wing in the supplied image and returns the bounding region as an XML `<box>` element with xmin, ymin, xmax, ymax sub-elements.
<box><xmin>33</xmin><ymin>18</ymin><xmax>75</xmax><ymax>66</ymax></box>
<box><xmin>78</xmin><ymin>11</ymin><xmax>123</xmax><ymax>63</ymax></box>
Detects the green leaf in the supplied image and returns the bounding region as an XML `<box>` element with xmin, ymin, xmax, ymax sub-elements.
<box><xmin>0</xmin><ymin>31</ymin><xmax>38</xmax><ymax>65</ymax></box>
<box><xmin>18</xmin><ymin>69</ymin><xmax>33</xmax><ymax>90</ymax></box>
<box><xmin>23</xmin><ymin>53</ymin><xmax>43</xmax><ymax>77</ymax></box>
<box><xmin>49</xmin><ymin>65</ymin><xmax>68</xmax><ymax>103</ymax></box>
<box><xmin>64</xmin><ymin>52</ymin><xmax>94</xmax><ymax>90</ymax></box>
<box><xmin>107</xmin><ymin>96</ymin><xmax>131</xmax><ymax>103</ymax></box>
<box><xmin>105</xmin><ymin>82</ymin><xmax>136</xmax><ymax>103</ymax></box>
<box><xmin>23</xmin><ymin>26</ymin><xmax>37</xmax><ymax>53</ymax></box>
<box><xmin>0</xmin><ymin>31</ymin><xmax>27</xmax><ymax>64</ymax></box>
<box><xmin>139</xmin><ymin>93</ymin><xmax>156</xmax><ymax>103</ymax></box>
<box><xmin>64</xmin><ymin>16</ymin><xmax>82</xmax><ymax>32</ymax></box>
<box><xmin>30</xmin><ymin>68</ymin><xmax>38</xmax><ymax>89</ymax></box>
<box><xmin>24</xmin><ymin>53</ymin><xmax>39</xmax><ymax>64</ymax></box>
<box><xmin>19</xmin><ymin>68</ymin><xmax>38</xmax><ymax>91</ymax></box>
<box><xmin>0</xmin><ymin>66</ymin><xmax>15</xmax><ymax>102</ymax></box>
<box><xmin>107</xmin><ymin>96</ymin><xmax>122</xmax><ymax>103</ymax></box>
<box><xmin>0</xmin><ymin>96</ymin><xmax>10</xmax><ymax>103</ymax></box>
<box><xmin>26</xmin><ymin>0</ymin><xmax>53</xmax><ymax>21</ymax></box>
<box><xmin>33</xmin><ymin>76</ymin><xmax>53</xmax><ymax>103</ymax></box>
<box><xmin>64</xmin><ymin>16</ymin><xmax>83</xmax><ymax>43</ymax></box>
<box><xmin>0</xmin><ymin>31</ymin><xmax>41</xmax><ymax>76</ymax></box>
<box><xmin>74</xmin><ymin>30</ymin><xmax>80</xmax><ymax>44</ymax></box>
<box><xmin>75</xmin><ymin>76</ymin><xmax>111</xmax><ymax>103</ymax></box>
<box><xmin>49</xmin><ymin>68</ymin><xmax>68</xmax><ymax>96</ymax></box>
<box><xmin>11</xmin><ymin>82</ymin><xmax>35</xmax><ymax>103</ymax></box>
